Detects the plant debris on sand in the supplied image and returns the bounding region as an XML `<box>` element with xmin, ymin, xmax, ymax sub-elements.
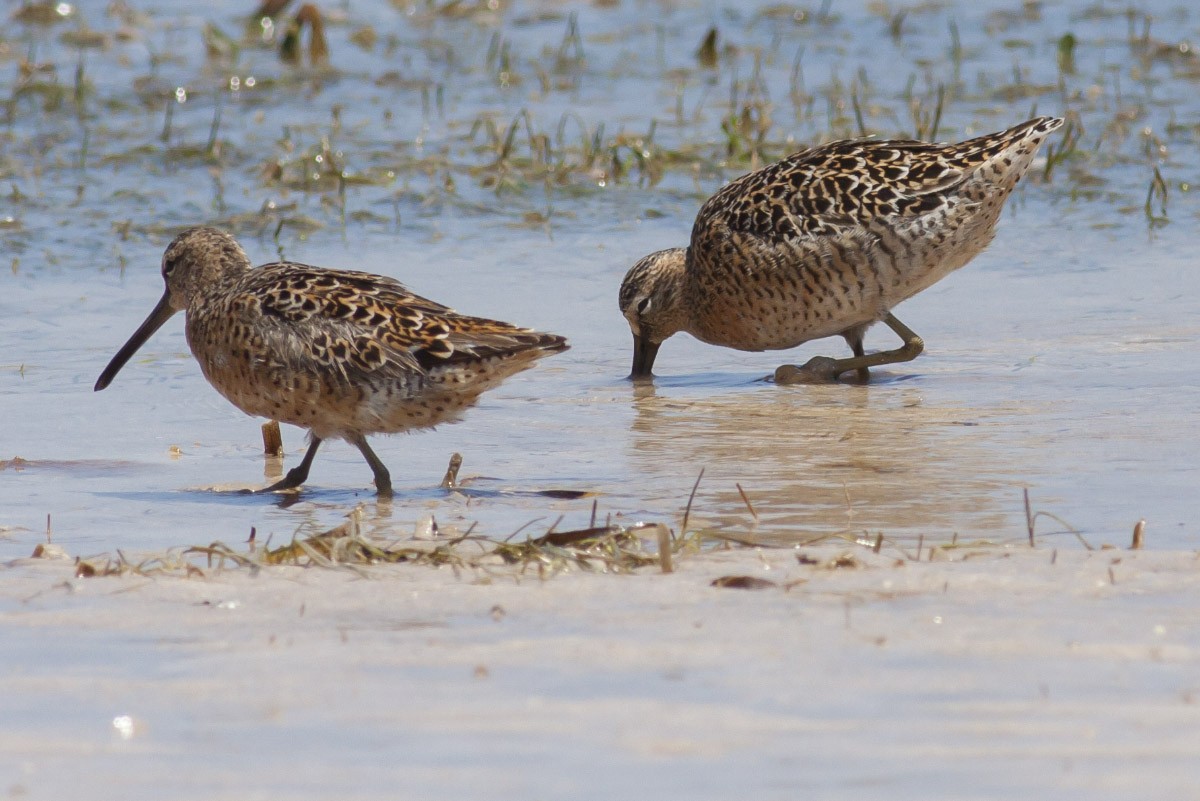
<box><xmin>63</xmin><ymin>509</ymin><xmax>702</xmax><ymax>580</ymax></box>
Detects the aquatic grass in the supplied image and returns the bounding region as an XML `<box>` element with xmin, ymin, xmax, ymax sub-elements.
<box><xmin>908</xmin><ymin>83</ymin><xmax>946</xmax><ymax>141</ymax></box>
<box><xmin>1144</xmin><ymin>165</ymin><xmax>1168</xmax><ymax>227</ymax></box>
<box><xmin>551</xmin><ymin>11</ymin><xmax>585</xmax><ymax>77</ymax></box>
<box><xmin>8</xmin><ymin>59</ymin><xmax>69</xmax><ymax>115</ymax></box>
<box><xmin>1041</xmin><ymin>113</ymin><xmax>1081</xmax><ymax>181</ymax></box>
<box><xmin>695</xmin><ymin>28</ymin><xmax>719</xmax><ymax>70</ymax></box>
<box><xmin>279</xmin><ymin>4</ymin><xmax>329</xmax><ymax>67</ymax></box>
<box><xmin>1</xmin><ymin>2</ymin><xmax>1194</xmax><ymax>271</ymax></box>
<box><xmin>720</xmin><ymin>53</ymin><xmax>775</xmax><ymax>165</ymax></box>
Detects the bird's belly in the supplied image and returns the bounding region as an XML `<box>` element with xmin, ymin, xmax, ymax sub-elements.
<box><xmin>693</xmin><ymin>308</ymin><xmax>880</xmax><ymax>352</ymax></box>
<box><xmin>201</xmin><ymin>359</ymin><xmax>356</xmax><ymax>436</ymax></box>
<box><xmin>196</xmin><ymin>345</ymin><xmax>543</xmax><ymax>440</ymax></box>
<box><xmin>689</xmin><ymin>265</ymin><xmax>886</xmax><ymax>351</ymax></box>
<box><xmin>691</xmin><ymin>202</ymin><xmax>1005</xmax><ymax>351</ymax></box>
<box><xmin>190</xmin><ymin>347</ymin><xmax>437</xmax><ymax>440</ymax></box>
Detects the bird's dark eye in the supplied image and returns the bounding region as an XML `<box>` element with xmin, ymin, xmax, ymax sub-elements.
<box><xmin>636</xmin><ymin>297</ymin><xmax>652</xmax><ymax>314</ymax></box>
<box><xmin>162</xmin><ymin>255</ymin><xmax>178</xmax><ymax>279</ymax></box>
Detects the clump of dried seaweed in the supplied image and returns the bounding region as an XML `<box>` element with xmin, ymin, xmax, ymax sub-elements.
<box><xmin>64</xmin><ymin>506</ymin><xmax>696</xmax><ymax>581</ymax></box>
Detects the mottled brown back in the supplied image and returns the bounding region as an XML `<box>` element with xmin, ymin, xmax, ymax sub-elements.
<box><xmin>683</xmin><ymin>117</ymin><xmax>1063</xmax><ymax>350</ymax></box>
<box><xmin>186</xmin><ymin>262</ymin><xmax>567</xmax><ymax>439</ymax></box>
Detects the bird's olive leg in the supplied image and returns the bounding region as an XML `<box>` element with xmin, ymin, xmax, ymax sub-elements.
<box><xmin>258</xmin><ymin>437</ymin><xmax>322</xmax><ymax>493</ymax></box>
<box><xmin>843</xmin><ymin>325</ymin><xmax>871</xmax><ymax>383</ymax></box>
<box><xmin>775</xmin><ymin>313</ymin><xmax>925</xmax><ymax>385</ymax></box>
<box><xmin>350</xmin><ymin>435</ymin><xmax>393</xmax><ymax>496</ymax></box>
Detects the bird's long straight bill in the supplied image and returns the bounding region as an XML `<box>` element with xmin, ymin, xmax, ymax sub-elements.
<box><xmin>629</xmin><ymin>332</ymin><xmax>660</xmax><ymax>379</ymax></box>
<box><xmin>94</xmin><ymin>291</ymin><xmax>177</xmax><ymax>391</ymax></box>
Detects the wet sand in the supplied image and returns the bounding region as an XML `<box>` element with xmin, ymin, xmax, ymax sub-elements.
<box><xmin>4</xmin><ymin>543</ymin><xmax>1199</xmax><ymax>799</ymax></box>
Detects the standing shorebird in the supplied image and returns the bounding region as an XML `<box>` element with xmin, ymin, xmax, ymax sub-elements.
<box><xmin>96</xmin><ymin>227</ymin><xmax>568</xmax><ymax>494</ymax></box>
<box><xmin>619</xmin><ymin>116</ymin><xmax>1064</xmax><ymax>382</ymax></box>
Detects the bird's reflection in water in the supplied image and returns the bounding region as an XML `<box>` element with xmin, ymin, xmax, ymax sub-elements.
<box><xmin>627</xmin><ymin>378</ymin><xmax>1015</xmax><ymax>546</ymax></box>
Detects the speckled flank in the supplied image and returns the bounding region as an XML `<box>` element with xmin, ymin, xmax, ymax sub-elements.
<box><xmin>96</xmin><ymin>227</ymin><xmax>567</xmax><ymax>493</ymax></box>
<box><xmin>619</xmin><ymin>116</ymin><xmax>1064</xmax><ymax>379</ymax></box>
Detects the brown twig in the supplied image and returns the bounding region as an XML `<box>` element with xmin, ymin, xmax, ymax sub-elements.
<box><xmin>735</xmin><ymin>482</ymin><xmax>758</xmax><ymax>522</ymax></box>
<box><xmin>1024</xmin><ymin>487</ymin><xmax>1035</xmax><ymax>546</ymax></box>
<box><xmin>681</xmin><ymin>467</ymin><xmax>704</xmax><ymax>535</ymax></box>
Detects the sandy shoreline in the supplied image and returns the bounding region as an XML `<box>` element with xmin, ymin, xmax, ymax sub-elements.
<box><xmin>3</xmin><ymin>542</ymin><xmax>1198</xmax><ymax>799</ymax></box>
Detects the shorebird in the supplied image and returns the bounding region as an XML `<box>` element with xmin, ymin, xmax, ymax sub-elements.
<box><xmin>619</xmin><ymin>116</ymin><xmax>1064</xmax><ymax>382</ymax></box>
<box><xmin>96</xmin><ymin>227</ymin><xmax>567</xmax><ymax>494</ymax></box>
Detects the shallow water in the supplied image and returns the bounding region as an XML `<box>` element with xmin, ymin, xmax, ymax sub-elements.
<box><xmin>2</xmin><ymin>0</ymin><xmax>1200</xmax><ymax>559</ymax></box>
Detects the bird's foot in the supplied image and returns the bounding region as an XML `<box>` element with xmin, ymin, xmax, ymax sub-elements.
<box><xmin>249</xmin><ymin>466</ymin><xmax>309</xmax><ymax>494</ymax></box>
<box><xmin>774</xmin><ymin>357</ymin><xmax>852</xmax><ymax>385</ymax></box>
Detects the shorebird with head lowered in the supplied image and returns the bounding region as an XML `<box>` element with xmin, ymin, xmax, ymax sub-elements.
<box><xmin>96</xmin><ymin>227</ymin><xmax>567</xmax><ymax>494</ymax></box>
<box><xmin>619</xmin><ymin>116</ymin><xmax>1064</xmax><ymax>383</ymax></box>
